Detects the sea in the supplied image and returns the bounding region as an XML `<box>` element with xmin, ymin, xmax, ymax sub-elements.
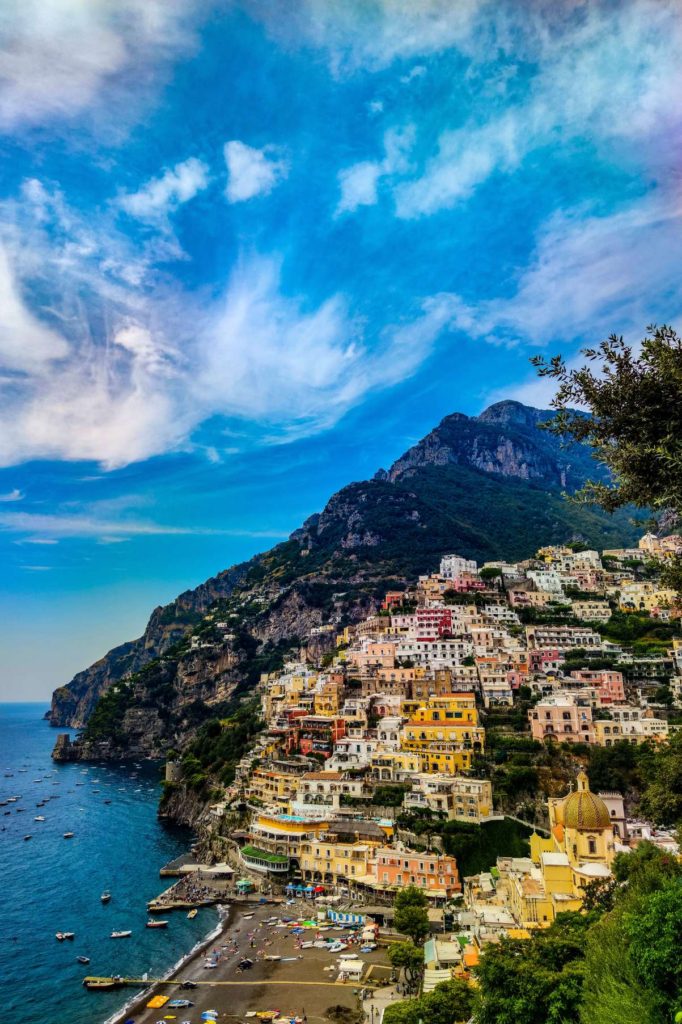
<box><xmin>0</xmin><ymin>703</ymin><xmax>219</xmax><ymax>1024</ymax></box>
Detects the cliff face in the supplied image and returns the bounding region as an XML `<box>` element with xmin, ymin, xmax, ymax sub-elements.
<box><xmin>383</xmin><ymin>401</ymin><xmax>597</xmax><ymax>489</ymax></box>
<box><xmin>49</xmin><ymin>400</ymin><xmax>637</xmax><ymax>756</ymax></box>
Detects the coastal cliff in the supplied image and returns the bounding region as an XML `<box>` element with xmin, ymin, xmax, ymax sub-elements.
<box><xmin>50</xmin><ymin>400</ymin><xmax>639</xmax><ymax>761</ymax></box>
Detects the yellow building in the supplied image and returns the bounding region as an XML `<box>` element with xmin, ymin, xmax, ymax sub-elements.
<box><xmin>508</xmin><ymin>772</ymin><xmax>616</xmax><ymax>928</ymax></box>
<box><xmin>299</xmin><ymin>838</ymin><xmax>376</xmax><ymax>884</ymax></box>
<box><xmin>246</xmin><ymin>768</ymin><xmax>300</xmax><ymax>810</ymax></box>
<box><xmin>400</xmin><ymin>694</ymin><xmax>484</xmax><ymax>774</ymax></box>
<box><xmin>370</xmin><ymin>750</ymin><xmax>421</xmax><ymax>781</ymax></box>
<box><xmin>619</xmin><ymin>582</ymin><xmax>678</xmax><ymax>613</ymax></box>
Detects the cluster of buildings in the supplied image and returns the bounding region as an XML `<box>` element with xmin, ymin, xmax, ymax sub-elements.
<box><xmin>203</xmin><ymin>533</ymin><xmax>680</xmax><ymax>940</ymax></box>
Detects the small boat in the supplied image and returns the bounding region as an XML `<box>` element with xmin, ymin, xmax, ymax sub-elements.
<box><xmin>146</xmin><ymin>919</ymin><xmax>168</xmax><ymax>928</ymax></box>
<box><xmin>56</xmin><ymin>931</ymin><xmax>75</xmax><ymax>941</ymax></box>
<box><xmin>187</xmin><ymin>909</ymin><xmax>197</xmax><ymax>920</ymax></box>
<box><xmin>63</xmin><ymin>832</ymin><xmax>74</xmax><ymax>839</ymax></box>
<box><xmin>110</xmin><ymin>930</ymin><xmax>131</xmax><ymax>938</ymax></box>
<box><xmin>34</xmin><ymin>815</ymin><xmax>46</xmax><ymax>822</ymax></box>
<box><xmin>77</xmin><ymin>955</ymin><xmax>90</xmax><ymax>965</ymax></box>
<box><xmin>83</xmin><ymin>976</ymin><xmax>124</xmax><ymax>990</ymax></box>
<box><xmin>23</xmin><ymin>834</ymin><xmax>32</xmax><ymax>841</ymax></box>
<box><xmin>100</xmin><ymin>892</ymin><xmax>112</xmax><ymax>904</ymax></box>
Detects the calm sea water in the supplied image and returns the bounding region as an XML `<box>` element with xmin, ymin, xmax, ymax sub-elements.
<box><xmin>0</xmin><ymin>703</ymin><xmax>218</xmax><ymax>1023</ymax></box>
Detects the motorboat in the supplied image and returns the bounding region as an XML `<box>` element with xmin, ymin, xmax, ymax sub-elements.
<box><xmin>77</xmin><ymin>956</ymin><xmax>90</xmax><ymax>965</ymax></box>
<box><xmin>187</xmin><ymin>909</ymin><xmax>198</xmax><ymax>919</ymax></box>
<box><xmin>34</xmin><ymin>815</ymin><xmax>46</xmax><ymax>821</ymax></box>
<box><xmin>56</xmin><ymin>932</ymin><xmax>75</xmax><ymax>940</ymax></box>
<box><xmin>100</xmin><ymin>891</ymin><xmax>112</xmax><ymax>903</ymax></box>
<box><xmin>23</xmin><ymin>834</ymin><xmax>32</xmax><ymax>841</ymax></box>
<box><xmin>63</xmin><ymin>832</ymin><xmax>74</xmax><ymax>838</ymax></box>
<box><xmin>110</xmin><ymin>930</ymin><xmax>132</xmax><ymax>938</ymax></box>
<box><xmin>146</xmin><ymin>919</ymin><xmax>168</xmax><ymax>928</ymax></box>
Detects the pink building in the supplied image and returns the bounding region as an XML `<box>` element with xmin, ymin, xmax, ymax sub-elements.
<box><xmin>569</xmin><ymin>670</ymin><xmax>625</xmax><ymax>705</ymax></box>
<box><xmin>374</xmin><ymin>848</ymin><xmax>461</xmax><ymax>898</ymax></box>
<box><xmin>529</xmin><ymin>694</ymin><xmax>595</xmax><ymax>743</ymax></box>
<box><xmin>446</xmin><ymin>574</ymin><xmax>486</xmax><ymax>593</ymax></box>
<box><xmin>529</xmin><ymin>648</ymin><xmax>562</xmax><ymax>673</ymax></box>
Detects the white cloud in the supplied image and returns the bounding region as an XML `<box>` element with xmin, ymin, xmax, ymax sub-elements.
<box><xmin>454</xmin><ymin>193</ymin><xmax>682</xmax><ymax>350</ymax></box>
<box><xmin>0</xmin><ymin>508</ymin><xmax>289</xmax><ymax>540</ymax></box>
<box><xmin>0</xmin><ymin>0</ymin><xmax>197</xmax><ymax>132</ymax></box>
<box><xmin>0</xmin><ymin>243</ymin><xmax>70</xmax><ymax>371</ymax></box>
<box><xmin>0</xmin><ymin>488</ymin><xmax>24</xmax><ymax>502</ymax></box>
<box><xmin>224</xmin><ymin>141</ymin><xmax>290</xmax><ymax>203</ymax></box>
<box><xmin>254</xmin><ymin>0</ymin><xmax>484</xmax><ymax>76</ymax></box>
<box><xmin>400</xmin><ymin>64</ymin><xmax>426</xmax><ymax>84</ymax></box>
<box><xmin>120</xmin><ymin>158</ymin><xmax>210</xmax><ymax>221</ymax></box>
<box><xmin>0</xmin><ymin>191</ymin><xmax>448</xmax><ymax>468</ymax></box>
<box><xmin>337</xmin><ymin>125</ymin><xmax>414</xmax><ymax>215</ymax></box>
<box><xmin>394</xmin><ymin>2</ymin><xmax>682</xmax><ymax>218</ymax></box>
<box><xmin>337</xmin><ymin>163</ymin><xmax>382</xmax><ymax>214</ymax></box>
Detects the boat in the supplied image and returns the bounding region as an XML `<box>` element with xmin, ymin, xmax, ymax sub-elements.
<box><xmin>110</xmin><ymin>930</ymin><xmax>132</xmax><ymax>938</ymax></box>
<box><xmin>56</xmin><ymin>932</ymin><xmax>75</xmax><ymax>940</ymax></box>
<box><xmin>34</xmin><ymin>815</ymin><xmax>45</xmax><ymax>821</ymax></box>
<box><xmin>83</xmin><ymin>976</ymin><xmax>125</xmax><ymax>990</ymax></box>
<box><xmin>100</xmin><ymin>891</ymin><xmax>111</xmax><ymax>903</ymax></box>
<box><xmin>63</xmin><ymin>832</ymin><xmax>74</xmax><ymax>839</ymax></box>
<box><xmin>23</xmin><ymin>834</ymin><xmax>32</xmax><ymax>841</ymax></box>
<box><xmin>146</xmin><ymin>919</ymin><xmax>168</xmax><ymax>928</ymax></box>
<box><xmin>77</xmin><ymin>956</ymin><xmax>90</xmax><ymax>965</ymax></box>
<box><xmin>187</xmin><ymin>909</ymin><xmax>198</xmax><ymax>920</ymax></box>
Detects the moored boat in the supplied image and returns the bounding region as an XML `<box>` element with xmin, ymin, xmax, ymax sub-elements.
<box><xmin>146</xmin><ymin>919</ymin><xmax>168</xmax><ymax>928</ymax></box>
<box><xmin>77</xmin><ymin>955</ymin><xmax>90</xmax><ymax>965</ymax></box>
<box><xmin>63</xmin><ymin>832</ymin><xmax>74</xmax><ymax>838</ymax></box>
<box><xmin>110</xmin><ymin>930</ymin><xmax>131</xmax><ymax>938</ymax></box>
<box><xmin>187</xmin><ymin>908</ymin><xmax>198</xmax><ymax>919</ymax></box>
<box><xmin>83</xmin><ymin>976</ymin><xmax>124</xmax><ymax>990</ymax></box>
<box><xmin>100</xmin><ymin>891</ymin><xmax>111</xmax><ymax>903</ymax></box>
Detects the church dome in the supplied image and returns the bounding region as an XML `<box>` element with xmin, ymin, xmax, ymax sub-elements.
<box><xmin>563</xmin><ymin>772</ymin><xmax>611</xmax><ymax>831</ymax></box>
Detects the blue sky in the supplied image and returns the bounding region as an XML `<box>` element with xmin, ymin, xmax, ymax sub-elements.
<box><xmin>1</xmin><ymin>0</ymin><xmax>681</xmax><ymax>700</ymax></box>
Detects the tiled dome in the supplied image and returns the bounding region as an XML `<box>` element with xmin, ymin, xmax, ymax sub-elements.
<box><xmin>563</xmin><ymin>771</ymin><xmax>611</xmax><ymax>831</ymax></box>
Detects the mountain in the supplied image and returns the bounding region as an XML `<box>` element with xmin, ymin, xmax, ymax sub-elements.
<box><xmin>48</xmin><ymin>400</ymin><xmax>639</xmax><ymax>755</ymax></box>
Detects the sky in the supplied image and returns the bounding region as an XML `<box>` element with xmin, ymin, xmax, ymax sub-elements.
<box><xmin>1</xmin><ymin>0</ymin><xmax>681</xmax><ymax>701</ymax></box>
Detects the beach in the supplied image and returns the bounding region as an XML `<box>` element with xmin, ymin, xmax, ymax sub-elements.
<box><xmin>104</xmin><ymin>897</ymin><xmax>392</xmax><ymax>1024</ymax></box>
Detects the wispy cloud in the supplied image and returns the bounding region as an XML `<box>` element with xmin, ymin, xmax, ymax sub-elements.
<box><xmin>456</xmin><ymin>192</ymin><xmax>682</xmax><ymax>350</ymax></box>
<box><xmin>336</xmin><ymin>126</ymin><xmax>414</xmax><ymax>215</ymax></box>
<box><xmin>391</xmin><ymin>2</ymin><xmax>682</xmax><ymax>218</ymax></box>
<box><xmin>119</xmin><ymin>157</ymin><xmax>210</xmax><ymax>222</ymax></box>
<box><xmin>224</xmin><ymin>141</ymin><xmax>290</xmax><ymax>203</ymax></box>
<box><xmin>0</xmin><ymin>488</ymin><xmax>24</xmax><ymax>502</ymax></box>
<box><xmin>0</xmin><ymin>0</ymin><xmax>198</xmax><ymax>133</ymax></box>
<box><xmin>0</xmin><ymin>172</ymin><xmax>451</xmax><ymax>468</ymax></box>
<box><xmin>0</xmin><ymin>509</ymin><xmax>290</xmax><ymax>541</ymax></box>
<box><xmin>254</xmin><ymin>0</ymin><xmax>484</xmax><ymax>76</ymax></box>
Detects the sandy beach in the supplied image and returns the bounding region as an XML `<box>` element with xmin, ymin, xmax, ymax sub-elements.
<box><xmin>104</xmin><ymin>898</ymin><xmax>392</xmax><ymax>1024</ymax></box>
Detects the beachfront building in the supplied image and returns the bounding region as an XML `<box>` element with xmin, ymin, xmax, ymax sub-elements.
<box><xmin>371</xmin><ymin>848</ymin><xmax>461</xmax><ymax>900</ymax></box>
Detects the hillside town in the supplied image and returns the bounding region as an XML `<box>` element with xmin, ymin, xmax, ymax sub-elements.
<box><xmin>178</xmin><ymin>531</ymin><xmax>682</xmax><ymax>977</ymax></box>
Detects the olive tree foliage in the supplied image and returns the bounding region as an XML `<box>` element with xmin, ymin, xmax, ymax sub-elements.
<box><xmin>531</xmin><ymin>325</ymin><xmax>682</xmax><ymax>517</ymax></box>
